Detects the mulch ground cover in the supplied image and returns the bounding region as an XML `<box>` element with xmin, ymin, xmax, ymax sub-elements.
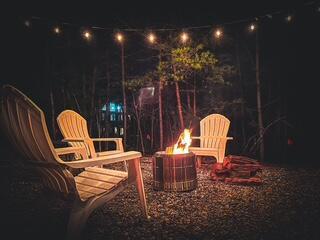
<box><xmin>1</xmin><ymin>155</ymin><xmax>320</xmax><ymax>240</ymax></box>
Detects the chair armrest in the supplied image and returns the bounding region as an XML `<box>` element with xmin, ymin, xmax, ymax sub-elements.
<box><xmin>91</xmin><ymin>138</ymin><xmax>124</xmax><ymax>151</ymax></box>
<box><xmin>55</xmin><ymin>146</ymin><xmax>88</xmax><ymax>159</ymax></box>
<box><xmin>91</xmin><ymin>138</ymin><xmax>122</xmax><ymax>141</ymax></box>
<box><xmin>192</xmin><ymin>136</ymin><xmax>233</xmax><ymax>140</ymax></box>
<box><xmin>191</xmin><ymin>136</ymin><xmax>201</xmax><ymax>140</ymax></box>
<box><xmin>62</xmin><ymin>151</ymin><xmax>141</xmax><ymax>168</ymax></box>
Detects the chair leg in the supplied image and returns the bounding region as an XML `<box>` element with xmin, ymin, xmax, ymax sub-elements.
<box><xmin>132</xmin><ymin>158</ymin><xmax>149</xmax><ymax>218</ymax></box>
<box><xmin>196</xmin><ymin>157</ymin><xmax>201</xmax><ymax>168</ymax></box>
<box><xmin>67</xmin><ymin>200</ymin><xmax>92</xmax><ymax>240</ymax></box>
<box><xmin>123</xmin><ymin>160</ymin><xmax>128</xmax><ymax>172</ymax></box>
<box><xmin>217</xmin><ymin>146</ymin><xmax>226</xmax><ymax>163</ymax></box>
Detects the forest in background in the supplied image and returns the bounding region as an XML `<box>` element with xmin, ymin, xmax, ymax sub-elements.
<box><xmin>33</xmin><ymin>25</ymin><xmax>295</xmax><ymax>163</ymax></box>
<box><xmin>3</xmin><ymin>5</ymin><xmax>319</xmax><ymax>164</ymax></box>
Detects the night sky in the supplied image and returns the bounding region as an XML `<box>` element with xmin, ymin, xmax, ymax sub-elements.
<box><xmin>2</xmin><ymin>0</ymin><xmax>319</xmax><ymax>162</ymax></box>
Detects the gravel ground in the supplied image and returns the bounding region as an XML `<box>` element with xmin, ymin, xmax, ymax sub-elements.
<box><xmin>1</xmin><ymin>157</ymin><xmax>320</xmax><ymax>240</ymax></box>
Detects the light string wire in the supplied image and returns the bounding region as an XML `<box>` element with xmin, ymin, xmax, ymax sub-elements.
<box><xmin>24</xmin><ymin>1</ymin><xmax>318</xmax><ymax>38</ymax></box>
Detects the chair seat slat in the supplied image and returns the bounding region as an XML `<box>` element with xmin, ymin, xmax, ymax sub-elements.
<box><xmin>77</xmin><ymin>190</ymin><xmax>95</xmax><ymax>201</ymax></box>
<box><xmin>76</xmin><ymin>183</ymin><xmax>109</xmax><ymax>195</ymax></box>
<box><xmin>75</xmin><ymin>176</ymin><xmax>115</xmax><ymax>190</ymax></box>
<box><xmin>78</xmin><ymin>171</ymin><xmax>126</xmax><ymax>184</ymax></box>
<box><xmin>85</xmin><ymin>167</ymin><xmax>128</xmax><ymax>178</ymax></box>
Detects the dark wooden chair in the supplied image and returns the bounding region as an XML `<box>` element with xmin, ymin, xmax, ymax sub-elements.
<box><xmin>1</xmin><ymin>85</ymin><xmax>149</xmax><ymax>240</ymax></box>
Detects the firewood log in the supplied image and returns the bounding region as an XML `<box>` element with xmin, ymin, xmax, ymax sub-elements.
<box><xmin>224</xmin><ymin>177</ymin><xmax>262</xmax><ymax>185</ymax></box>
<box><xmin>230</xmin><ymin>170</ymin><xmax>252</xmax><ymax>178</ymax></box>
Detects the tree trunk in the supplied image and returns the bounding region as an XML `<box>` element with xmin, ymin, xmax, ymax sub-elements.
<box><xmin>89</xmin><ymin>66</ymin><xmax>98</xmax><ymax>135</ymax></box>
<box><xmin>158</xmin><ymin>52</ymin><xmax>164</xmax><ymax>151</ymax></box>
<box><xmin>133</xmin><ymin>94</ymin><xmax>145</xmax><ymax>155</ymax></box>
<box><xmin>105</xmin><ymin>49</ymin><xmax>111</xmax><ymax>148</ymax></box>
<box><xmin>121</xmin><ymin>43</ymin><xmax>127</xmax><ymax>150</ymax></box>
<box><xmin>193</xmin><ymin>76</ymin><xmax>197</xmax><ymax>116</ymax></box>
<box><xmin>151</xmin><ymin>107</ymin><xmax>155</xmax><ymax>151</ymax></box>
<box><xmin>173</xmin><ymin>65</ymin><xmax>185</xmax><ymax>130</ymax></box>
<box><xmin>61</xmin><ymin>84</ymin><xmax>66</xmax><ymax>109</ymax></box>
<box><xmin>72</xmin><ymin>91</ymin><xmax>82</xmax><ymax>114</ymax></box>
<box><xmin>187</xmin><ymin>92</ymin><xmax>191</xmax><ymax>111</ymax></box>
<box><xmin>45</xmin><ymin>39</ymin><xmax>56</xmax><ymax>141</ymax></box>
<box><xmin>235</xmin><ymin>33</ymin><xmax>247</xmax><ymax>146</ymax></box>
<box><xmin>82</xmin><ymin>73</ymin><xmax>87</xmax><ymax>117</ymax></box>
<box><xmin>175</xmin><ymin>81</ymin><xmax>184</xmax><ymax>130</ymax></box>
<box><xmin>50</xmin><ymin>89</ymin><xmax>56</xmax><ymax>141</ymax></box>
<box><xmin>97</xmin><ymin>97</ymin><xmax>102</xmax><ymax>151</ymax></box>
<box><xmin>255</xmin><ymin>28</ymin><xmax>265</xmax><ymax>161</ymax></box>
<box><xmin>159</xmin><ymin>80</ymin><xmax>164</xmax><ymax>150</ymax></box>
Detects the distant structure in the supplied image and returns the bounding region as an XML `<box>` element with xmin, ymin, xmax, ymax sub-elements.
<box><xmin>101</xmin><ymin>102</ymin><xmax>124</xmax><ymax>136</ymax></box>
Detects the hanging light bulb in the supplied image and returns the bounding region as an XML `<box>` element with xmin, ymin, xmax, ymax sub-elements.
<box><xmin>214</xmin><ymin>29</ymin><xmax>222</xmax><ymax>38</ymax></box>
<box><xmin>116</xmin><ymin>32</ymin><xmax>124</xmax><ymax>43</ymax></box>
<box><xmin>24</xmin><ymin>20</ymin><xmax>31</xmax><ymax>27</ymax></box>
<box><xmin>147</xmin><ymin>33</ymin><xmax>156</xmax><ymax>44</ymax></box>
<box><xmin>285</xmin><ymin>15</ymin><xmax>293</xmax><ymax>22</ymax></box>
<box><xmin>249</xmin><ymin>23</ymin><xmax>256</xmax><ymax>31</ymax></box>
<box><xmin>180</xmin><ymin>32</ymin><xmax>189</xmax><ymax>43</ymax></box>
<box><xmin>83</xmin><ymin>30</ymin><xmax>92</xmax><ymax>40</ymax></box>
<box><xmin>53</xmin><ymin>26</ymin><xmax>61</xmax><ymax>34</ymax></box>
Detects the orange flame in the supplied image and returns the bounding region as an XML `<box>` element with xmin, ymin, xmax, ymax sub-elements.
<box><xmin>166</xmin><ymin>129</ymin><xmax>192</xmax><ymax>154</ymax></box>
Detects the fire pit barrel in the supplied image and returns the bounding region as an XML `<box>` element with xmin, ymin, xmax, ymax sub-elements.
<box><xmin>153</xmin><ymin>151</ymin><xmax>197</xmax><ymax>192</ymax></box>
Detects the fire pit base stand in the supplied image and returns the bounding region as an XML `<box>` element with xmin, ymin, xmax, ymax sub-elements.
<box><xmin>152</xmin><ymin>151</ymin><xmax>197</xmax><ymax>192</ymax></box>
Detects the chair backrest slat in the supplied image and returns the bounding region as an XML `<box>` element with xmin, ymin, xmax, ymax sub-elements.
<box><xmin>200</xmin><ymin>114</ymin><xmax>230</xmax><ymax>148</ymax></box>
<box><xmin>5</xmin><ymin>98</ymin><xmax>33</xmax><ymax>159</ymax></box>
<box><xmin>1</xmin><ymin>85</ymin><xmax>76</xmax><ymax>197</ymax></box>
<box><xmin>57</xmin><ymin>110</ymin><xmax>96</xmax><ymax>158</ymax></box>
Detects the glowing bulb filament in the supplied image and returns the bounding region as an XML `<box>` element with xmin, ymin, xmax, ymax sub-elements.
<box><xmin>286</xmin><ymin>15</ymin><xmax>293</xmax><ymax>22</ymax></box>
<box><xmin>148</xmin><ymin>33</ymin><xmax>156</xmax><ymax>43</ymax></box>
<box><xmin>215</xmin><ymin>29</ymin><xmax>222</xmax><ymax>38</ymax></box>
<box><xmin>116</xmin><ymin>33</ymin><xmax>123</xmax><ymax>42</ymax></box>
<box><xmin>180</xmin><ymin>32</ymin><xmax>189</xmax><ymax>43</ymax></box>
<box><xmin>83</xmin><ymin>31</ymin><xmax>91</xmax><ymax>40</ymax></box>
<box><xmin>54</xmin><ymin>27</ymin><xmax>60</xmax><ymax>34</ymax></box>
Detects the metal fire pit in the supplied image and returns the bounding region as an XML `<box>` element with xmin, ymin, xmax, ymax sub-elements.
<box><xmin>152</xmin><ymin>151</ymin><xmax>197</xmax><ymax>192</ymax></box>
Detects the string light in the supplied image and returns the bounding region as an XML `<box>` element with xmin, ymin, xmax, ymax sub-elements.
<box><xmin>285</xmin><ymin>15</ymin><xmax>293</xmax><ymax>22</ymax></box>
<box><xmin>116</xmin><ymin>32</ymin><xmax>124</xmax><ymax>43</ymax></box>
<box><xmin>22</xmin><ymin>2</ymin><xmax>317</xmax><ymax>43</ymax></box>
<box><xmin>24</xmin><ymin>20</ymin><xmax>31</xmax><ymax>27</ymax></box>
<box><xmin>83</xmin><ymin>30</ymin><xmax>92</xmax><ymax>40</ymax></box>
<box><xmin>147</xmin><ymin>33</ymin><xmax>156</xmax><ymax>44</ymax></box>
<box><xmin>180</xmin><ymin>32</ymin><xmax>189</xmax><ymax>43</ymax></box>
<box><xmin>249</xmin><ymin>23</ymin><xmax>256</xmax><ymax>31</ymax></box>
<box><xmin>214</xmin><ymin>29</ymin><xmax>222</xmax><ymax>38</ymax></box>
<box><xmin>53</xmin><ymin>26</ymin><xmax>61</xmax><ymax>34</ymax></box>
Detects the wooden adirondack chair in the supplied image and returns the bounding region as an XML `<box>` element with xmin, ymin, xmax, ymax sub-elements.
<box><xmin>1</xmin><ymin>85</ymin><xmax>148</xmax><ymax>240</ymax></box>
<box><xmin>57</xmin><ymin>110</ymin><xmax>124</xmax><ymax>158</ymax></box>
<box><xmin>189</xmin><ymin>114</ymin><xmax>233</xmax><ymax>165</ymax></box>
<box><xmin>57</xmin><ymin>110</ymin><xmax>127</xmax><ymax>170</ymax></box>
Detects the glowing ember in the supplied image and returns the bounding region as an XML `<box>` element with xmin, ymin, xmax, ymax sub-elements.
<box><xmin>166</xmin><ymin>129</ymin><xmax>192</xmax><ymax>154</ymax></box>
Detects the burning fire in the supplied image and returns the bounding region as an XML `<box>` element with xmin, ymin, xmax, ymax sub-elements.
<box><xmin>166</xmin><ymin>129</ymin><xmax>192</xmax><ymax>154</ymax></box>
